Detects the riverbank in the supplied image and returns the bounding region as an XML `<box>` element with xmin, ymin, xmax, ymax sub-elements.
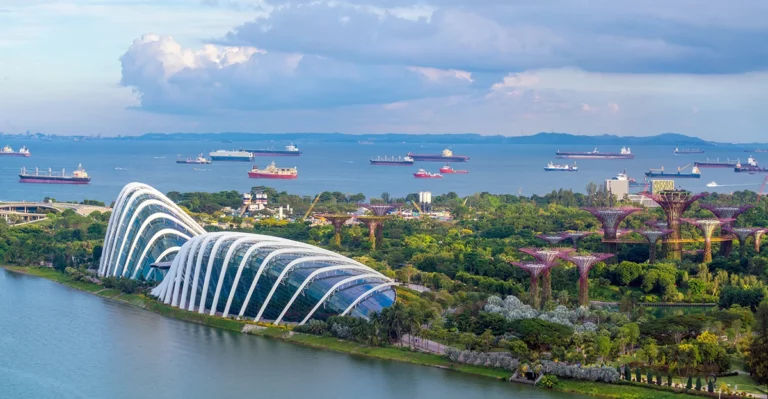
<box><xmin>1</xmin><ymin>266</ymin><xmax>713</xmax><ymax>399</ymax></box>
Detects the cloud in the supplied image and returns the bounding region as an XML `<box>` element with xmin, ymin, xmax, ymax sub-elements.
<box><xmin>119</xmin><ymin>34</ymin><xmax>473</xmax><ymax>113</ymax></box>
<box><xmin>219</xmin><ymin>0</ymin><xmax>768</xmax><ymax>74</ymax></box>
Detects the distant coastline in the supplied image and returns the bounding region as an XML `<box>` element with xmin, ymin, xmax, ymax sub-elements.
<box><xmin>2</xmin><ymin>131</ymin><xmax>766</xmax><ymax>146</ymax></box>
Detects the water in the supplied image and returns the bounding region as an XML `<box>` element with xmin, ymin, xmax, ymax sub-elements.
<box><xmin>1</xmin><ymin>138</ymin><xmax>765</xmax><ymax>203</ymax></box>
<box><xmin>0</xmin><ymin>269</ymin><xmax>584</xmax><ymax>399</ymax></box>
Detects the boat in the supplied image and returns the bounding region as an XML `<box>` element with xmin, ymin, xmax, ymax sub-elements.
<box><xmin>370</xmin><ymin>156</ymin><xmax>414</xmax><ymax>166</ymax></box>
<box><xmin>19</xmin><ymin>164</ymin><xmax>91</xmax><ymax>184</ymax></box>
<box><xmin>735</xmin><ymin>156</ymin><xmax>768</xmax><ymax>173</ymax></box>
<box><xmin>544</xmin><ymin>161</ymin><xmax>578</xmax><ymax>171</ymax></box>
<box><xmin>358</xmin><ymin>140</ymin><xmax>374</xmax><ymax>145</ymax></box>
<box><xmin>611</xmin><ymin>170</ymin><xmax>642</xmax><ymax>187</ymax></box>
<box><xmin>694</xmin><ymin>158</ymin><xmax>737</xmax><ymax>168</ymax></box>
<box><xmin>413</xmin><ymin>169</ymin><xmax>443</xmax><ymax>178</ymax></box>
<box><xmin>407</xmin><ymin>149</ymin><xmax>469</xmax><ymax>162</ymax></box>
<box><xmin>745</xmin><ymin>149</ymin><xmax>768</xmax><ymax>153</ymax></box>
<box><xmin>439</xmin><ymin>165</ymin><xmax>468</xmax><ymax>174</ymax></box>
<box><xmin>706</xmin><ymin>181</ymin><xmax>718</xmax><ymax>187</ymax></box>
<box><xmin>645</xmin><ymin>165</ymin><xmax>701</xmax><ymax>179</ymax></box>
<box><xmin>0</xmin><ymin>145</ymin><xmax>31</xmax><ymax>157</ymax></box>
<box><xmin>247</xmin><ymin>162</ymin><xmax>298</xmax><ymax>179</ymax></box>
<box><xmin>555</xmin><ymin>147</ymin><xmax>634</xmax><ymax>159</ymax></box>
<box><xmin>176</xmin><ymin>154</ymin><xmax>211</xmax><ymax>164</ymax></box>
<box><xmin>674</xmin><ymin>148</ymin><xmax>705</xmax><ymax>155</ymax></box>
<box><xmin>245</xmin><ymin>143</ymin><xmax>302</xmax><ymax>156</ymax></box>
<box><xmin>209</xmin><ymin>149</ymin><xmax>253</xmax><ymax>162</ymax></box>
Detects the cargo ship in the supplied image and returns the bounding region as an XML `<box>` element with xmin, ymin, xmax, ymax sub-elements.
<box><xmin>370</xmin><ymin>156</ymin><xmax>414</xmax><ymax>166</ymax></box>
<box><xmin>245</xmin><ymin>143</ymin><xmax>302</xmax><ymax>156</ymax></box>
<box><xmin>674</xmin><ymin>148</ymin><xmax>705</xmax><ymax>155</ymax></box>
<box><xmin>19</xmin><ymin>164</ymin><xmax>91</xmax><ymax>184</ymax></box>
<box><xmin>694</xmin><ymin>158</ymin><xmax>737</xmax><ymax>168</ymax></box>
<box><xmin>1</xmin><ymin>145</ymin><xmax>31</xmax><ymax>157</ymax></box>
<box><xmin>745</xmin><ymin>149</ymin><xmax>768</xmax><ymax>153</ymax></box>
<box><xmin>645</xmin><ymin>165</ymin><xmax>701</xmax><ymax>179</ymax></box>
<box><xmin>439</xmin><ymin>165</ymin><xmax>468</xmax><ymax>174</ymax></box>
<box><xmin>544</xmin><ymin>161</ymin><xmax>578</xmax><ymax>172</ymax></box>
<box><xmin>176</xmin><ymin>154</ymin><xmax>211</xmax><ymax>164</ymax></box>
<box><xmin>247</xmin><ymin>162</ymin><xmax>298</xmax><ymax>179</ymax></box>
<box><xmin>555</xmin><ymin>147</ymin><xmax>633</xmax><ymax>159</ymax></box>
<box><xmin>407</xmin><ymin>149</ymin><xmax>469</xmax><ymax>162</ymax></box>
<box><xmin>611</xmin><ymin>170</ymin><xmax>642</xmax><ymax>187</ymax></box>
<box><xmin>413</xmin><ymin>169</ymin><xmax>443</xmax><ymax>178</ymax></box>
<box><xmin>209</xmin><ymin>149</ymin><xmax>253</xmax><ymax>162</ymax></box>
<box><xmin>734</xmin><ymin>156</ymin><xmax>768</xmax><ymax>173</ymax></box>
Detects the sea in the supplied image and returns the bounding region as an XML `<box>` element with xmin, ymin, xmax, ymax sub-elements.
<box><xmin>0</xmin><ymin>138</ymin><xmax>765</xmax><ymax>203</ymax></box>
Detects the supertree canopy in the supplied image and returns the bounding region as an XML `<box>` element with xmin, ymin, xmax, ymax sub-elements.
<box><xmin>319</xmin><ymin>214</ymin><xmax>353</xmax><ymax>247</ymax></box>
<box><xmin>357</xmin><ymin>203</ymin><xmax>401</xmax><ymax>251</ymax></box>
<box><xmin>519</xmin><ymin>247</ymin><xmax>575</xmax><ymax>303</ymax></box>
<box><xmin>583</xmin><ymin>207</ymin><xmax>641</xmax><ymax>254</ymax></box>
<box><xmin>510</xmin><ymin>261</ymin><xmax>554</xmax><ymax>309</ymax></box>
<box><xmin>723</xmin><ymin>226</ymin><xmax>762</xmax><ymax>259</ymax></box>
<box><xmin>635</xmin><ymin>229</ymin><xmax>674</xmax><ymax>263</ymax></box>
<box><xmin>558</xmin><ymin>253</ymin><xmax>614</xmax><ymax>306</ymax></box>
<box><xmin>641</xmin><ymin>190</ymin><xmax>706</xmax><ymax>260</ymax></box>
<box><xmin>700</xmin><ymin>204</ymin><xmax>754</xmax><ymax>256</ymax></box>
<box><xmin>537</xmin><ymin>233</ymin><xmax>567</xmax><ymax>246</ymax></box>
<box><xmin>561</xmin><ymin>231</ymin><xmax>598</xmax><ymax>249</ymax></box>
<box><xmin>682</xmin><ymin>218</ymin><xmax>733</xmax><ymax>263</ymax></box>
<box><xmin>358</xmin><ymin>203</ymin><xmax>402</xmax><ymax>217</ymax></box>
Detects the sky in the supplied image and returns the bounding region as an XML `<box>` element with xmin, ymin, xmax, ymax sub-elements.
<box><xmin>1</xmin><ymin>0</ymin><xmax>767</xmax><ymax>141</ymax></box>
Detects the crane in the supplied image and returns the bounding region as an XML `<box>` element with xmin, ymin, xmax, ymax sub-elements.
<box><xmin>760</xmin><ymin>175</ymin><xmax>768</xmax><ymax>196</ymax></box>
<box><xmin>303</xmin><ymin>194</ymin><xmax>321</xmax><ymax>220</ymax></box>
<box><xmin>677</xmin><ymin>163</ymin><xmax>691</xmax><ymax>172</ymax></box>
<box><xmin>411</xmin><ymin>200</ymin><xmax>423</xmax><ymax>214</ymax></box>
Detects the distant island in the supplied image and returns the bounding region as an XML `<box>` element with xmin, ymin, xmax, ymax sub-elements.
<box><xmin>1</xmin><ymin>131</ymin><xmax>765</xmax><ymax>146</ymax></box>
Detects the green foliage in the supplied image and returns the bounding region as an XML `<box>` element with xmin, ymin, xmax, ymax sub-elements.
<box><xmin>537</xmin><ymin>375</ymin><xmax>559</xmax><ymax>388</ymax></box>
<box><xmin>508</xmin><ymin>318</ymin><xmax>573</xmax><ymax>351</ymax></box>
<box><xmin>719</xmin><ymin>286</ymin><xmax>765</xmax><ymax>311</ymax></box>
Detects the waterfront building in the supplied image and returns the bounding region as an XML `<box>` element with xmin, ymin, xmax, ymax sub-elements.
<box><xmin>101</xmin><ymin>183</ymin><xmax>397</xmax><ymax>325</ymax></box>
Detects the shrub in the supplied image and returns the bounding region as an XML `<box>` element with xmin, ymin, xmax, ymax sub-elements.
<box><xmin>537</xmin><ymin>375</ymin><xmax>559</xmax><ymax>389</ymax></box>
<box><xmin>540</xmin><ymin>361</ymin><xmax>620</xmax><ymax>383</ymax></box>
<box><xmin>443</xmin><ymin>347</ymin><xmax>518</xmax><ymax>371</ymax></box>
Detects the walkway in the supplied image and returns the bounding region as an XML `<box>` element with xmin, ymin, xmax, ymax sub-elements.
<box><xmin>400</xmin><ymin>334</ymin><xmax>446</xmax><ymax>355</ymax></box>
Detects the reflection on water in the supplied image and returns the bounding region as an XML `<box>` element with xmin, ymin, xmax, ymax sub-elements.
<box><xmin>0</xmin><ymin>269</ymin><xmax>584</xmax><ymax>399</ymax></box>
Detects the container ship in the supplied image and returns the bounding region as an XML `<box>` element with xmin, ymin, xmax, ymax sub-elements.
<box><xmin>555</xmin><ymin>147</ymin><xmax>633</xmax><ymax>159</ymax></box>
<box><xmin>209</xmin><ymin>149</ymin><xmax>253</xmax><ymax>162</ymax></box>
<box><xmin>734</xmin><ymin>156</ymin><xmax>768</xmax><ymax>173</ymax></box>
<box><xmin>407</xmin><ymin>149</ymin><xmax>469</xmax><ymax>162</ymax></box>
<box><xmin>245</xmin><ymin>143</ymin><xmax>302</xmax><ymax>156</ymax></box>
<box><xmin>19</xmin><ymin>164</ymin><xmax>91</xmax><ymax>184</ymax></box>
<box><xmin>694</xmin><ymin>158</ymin><xmax>737</xmax><ymax>168</ymax></box>
<box><xmin>1</xmin><ymin>145</ymin><xmax>31</xmax><ymax>157</ymax></box>
<box><xmin>370</xmin><ymin>156</ymin><xmax>414</xmax><ymax>166</ymax></box>
<box><xmin>544</xmin><ymin>161</ymin><xmax>578</xmax><ymax>172</ymax></box>
<box><xmin>439</xmin><ymin>165</ymin><xmax>468</xmax><ymax>174</ymax></box>
<box><xmin>674</xmin><ymin>148</ymin><xmax>705</xmax><ymax>155</ymax></box>
<box><xmin>413</xmin><ymin>169</ymin><xmax>443</xmax><ymax>178</ymax></box>
<box><xmin>247</xmin><ymin>162</ymin><xmax>298</xmax><ymax>179</ymax></box>
<box><xmin>176</xmin><ymin>154</ymin><xmax>211</xmax><ymax>164</ymax></box>
<box><xmin>645</xmin><ymin>165</ymin><xmax>701</xmax><ymax>179</ymax></box>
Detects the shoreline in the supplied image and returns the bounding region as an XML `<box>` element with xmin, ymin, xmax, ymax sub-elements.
<box><xmin>4</xmin><ymin>265</ymin><xmax>708</xmax><ymax>399</ymax></box>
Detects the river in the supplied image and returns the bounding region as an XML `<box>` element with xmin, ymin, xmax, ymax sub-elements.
<box><xmin>0</xmin><ymin>269</ymin><xmax>584</xmax><ymax>399</ymax></box>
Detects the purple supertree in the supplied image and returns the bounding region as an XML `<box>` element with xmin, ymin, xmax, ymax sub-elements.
<box><xmin>583</xmin><ymin>207</ymin><xmax>642</xmax><ymax>254</ymax></box>
<box><xmin>682</xmin><ymin>218</ymin><xmax>733</xmax><ymax>263</ymax></box>
<box><xmin>536</xmin><ymin>233</ymin><xmax>567</xmax><ymax>246</ymax></box>
<box><xmin>561</xmin><ymin>231</ymin><xmax>598</xmax><ymax>249</ymax></box>
<box><xmin>700</xmin><ymin>204</ymin><xmax>754</xmax><ymax>256</ymax></box>
<box><xmin>635</xmin><ymin>229</ymin><xmax>674</xmax><ymax>263</ymax></box>
<box><xmin>641</xmin><ymin>191</ymin><xmax>706</xmax><ymax>260</ymax></box>
<box><xmin>558</xmin><ymin>253</ymin><xmax>614</xmax><ymax>306</ymax></box>
<box><xmin>722</xmin><ymin>226</ymin><xmax>762</xmax><ymax>259</ymax></box>
<box><xmin>510</xmin><ymin>261</ymin><xmax>554</xmax><ymax>309</ymax></box>
<box><xmin>519</xmin><ymin>247</ymin><xmax>575</xmax><ymax>303</ymax></box>
<box><xmin>357</xmin><ymin>203</ymin><xmax>401</xmax><ymax>250</ymax></box>
<box><xmin>319</xmin><ymin>214</ymin><xmax>353</xmax><ymax>247</ymax></box>
<box><xmin>358</xmin><ymin>203</ymin><xmax>402</xmax><ymax>216</ymax></box>
<box><xmin>756</xmin><ymin>229</ymin><xmax>767</xmax><ymax>253</ymax></box>
<box><xmin>646</xmin><ymin>220</ymin><xmax>670</xmax><ymax>230</ymax></box>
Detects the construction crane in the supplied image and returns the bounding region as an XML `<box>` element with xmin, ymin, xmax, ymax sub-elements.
<box><xmin>303</xmin><ymin>194</ymin><xmax>321</xmax><ymax>220</ymax></box>
<box><xmin>411</xmin><ymin>200</ymin><xmax>423</xmax><ymax>214</ymax></box>
<box><xmin>760</xmin><ymin>175</ymin><xmax>768</xmax><ymax>196</ymax></box>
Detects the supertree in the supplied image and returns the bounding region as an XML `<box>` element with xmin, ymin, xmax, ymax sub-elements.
<box><xmin>635</xmin><ymin>229</ymin><xmax>674</xmax><ymax>263</ymax></box>
<box><xmin>756</xmin><ymin>229</ymin><xmax>767</xmax><ymax>253</ymax></box>
<box><xmin>558</xmin><ymin>253</ymin><xmax>614</xmax><ymax>306</ymax></box>
<box><xmin>583</xmin><ymin>207</ymin><xmax>641</xmax><ymax>254</ymax></box>
<box><xmin>519</xmin><ymin>247</ymin><xmax>575</xmax><ymax>303</ymax></box>
<box><xmin>318</xmin><ymin>214</ymin><xmax>353</xmax><ymax>247</ymax></box>
<box><xmin>682</xmin><ymin>218</ymin><xmax>733</xmax><ymax>263</ymax></box>
<box><xmin>641</xmin><ymin>190</ymin><xmax>706</xmax><ymax>260</ymax></box>
<box><xmin>700</xmin><ymin>204</ymin><xmax>754</xmax><ymax>256</ymax></box>
<box><xmin>561</xmin><ymin>231</ymin><xmax>598</xmax><ymax>249</ymax></box>
<box><xmin>722</xmin><ymin>226</ymin><xmax>762</xmax><ymax>259</ymax></box>
<box><xmin>357</xmin><ymin>203</ymin><xmax>401</xmax><ymax>251</ymax></box>
<box><xmin>646</xmin><ymin>220</ymin><xmax>670</xmax><ymax>229</ymax></box>
<box><xmin>536</xmin><ymin>233</ymin><xmax>567</xmax><ymax>246</ymax></box>
<box><xmin>510</xmin><ymin>261</ymin><xmax>554</xmax><ymax>309</ymax></box>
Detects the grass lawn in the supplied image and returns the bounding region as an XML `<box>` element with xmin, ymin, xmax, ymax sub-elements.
<box><xmin>718</xmin><ymin>374</ymin><xmax>766</xmax><ymax>396</ymax></box>
<box><xmin>557</xmin><ymin>380</ymin><xmax>704</xmax><ymax>399</ymax></box>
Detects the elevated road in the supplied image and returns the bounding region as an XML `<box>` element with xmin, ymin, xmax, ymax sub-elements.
<box><xmin>0</xmin><ymin>201</ymin><xmax>111</xmax><ymax>225</ymax></box>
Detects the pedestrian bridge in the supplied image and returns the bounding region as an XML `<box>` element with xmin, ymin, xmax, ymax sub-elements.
<box><xmin>0</xmin><ymin>201</ymin><xmax>111</xmax><ymax>225</ymax></box>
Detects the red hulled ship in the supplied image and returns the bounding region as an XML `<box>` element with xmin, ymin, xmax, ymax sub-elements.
<box><xmin>247</xmin><ymin>161</ymin><xmax>298</xmax><ymax>179</ymax></box>
<box><xmin>439</xmin><ymin>165</ymin><xmax>468</xmax><ymax>174</ymax></box>
<box><xmin>413</xmin><ymin>169</ymin><xmax>443</xmax><ymax>179</ymax></box>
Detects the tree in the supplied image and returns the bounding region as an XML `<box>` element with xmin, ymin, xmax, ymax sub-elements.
<box><xmin>747</xmin><ymin>302</ymin><xmax>768</xmax><ymax>387</ymax></box>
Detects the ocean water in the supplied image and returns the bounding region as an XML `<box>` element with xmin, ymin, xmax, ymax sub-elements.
<box><xmin>0</xmin><ymin>138</ymin><xmax>765</xmax><ymax>203</ymax></box>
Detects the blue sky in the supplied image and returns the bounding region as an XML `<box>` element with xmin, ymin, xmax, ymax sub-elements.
<box><xmin>1</xmin><ymin>0</ymin><xmax>767</xmax><ymax>141</ymax></box>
